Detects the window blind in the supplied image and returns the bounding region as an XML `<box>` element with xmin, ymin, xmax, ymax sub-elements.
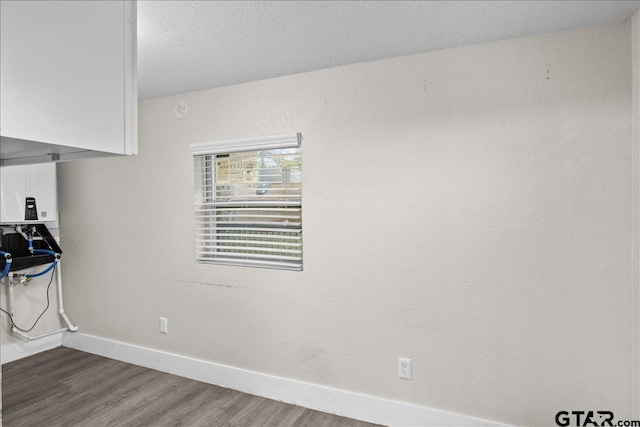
<box><xmin>191</xmin><ymin>134</ymin><xmax>302</xmax><ymax>271</ymax></box>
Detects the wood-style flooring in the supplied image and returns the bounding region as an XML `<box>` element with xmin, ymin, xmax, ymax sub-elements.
<box><xmin>2</xmin><ymin>347</ymin><xmax>383</xmax><ymax>427</ymax></box>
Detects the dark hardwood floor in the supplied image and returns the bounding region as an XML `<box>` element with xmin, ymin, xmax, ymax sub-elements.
<box><xmin>2</xmin><ymin>347</ymin><xmax>382</xmax><ymax>427</ymax></box>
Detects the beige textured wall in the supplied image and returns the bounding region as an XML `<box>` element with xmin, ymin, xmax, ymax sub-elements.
<box><xmin>58</xmin><ymin>22</ymin><xmax>634</xmax><ymax>426</ymax></box>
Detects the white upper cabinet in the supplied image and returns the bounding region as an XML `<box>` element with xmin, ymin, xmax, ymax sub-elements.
<box><xmin>0</xmin><ymin>1</ymin><xmax>137</xmax><ymax>166</ymax></box>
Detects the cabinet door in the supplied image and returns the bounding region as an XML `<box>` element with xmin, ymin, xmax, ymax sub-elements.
<box><xmin>0</xmin><ymin>1</ymin><xmax>136</xmax><ymax>156</ymax></box>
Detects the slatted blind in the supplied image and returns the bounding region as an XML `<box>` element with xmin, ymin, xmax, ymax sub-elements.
<box><xmin>191</xmin><ymin>134</ymin><xmax>302</xmax><ymax>271</ymax></box>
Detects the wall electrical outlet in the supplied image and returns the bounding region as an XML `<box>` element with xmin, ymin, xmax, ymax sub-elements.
<box><xmin>399</xmin><ymin>357</ymin><xmax>412</xmax><ymax>380</ymax></box>
<box><xmin>160</xmin><ymin>317</ymin><xmax>168</xmax><ymax>334</ymax></box>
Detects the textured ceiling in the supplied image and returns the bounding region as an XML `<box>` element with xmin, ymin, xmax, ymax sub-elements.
<box><xmin>137</xmin><ymin>0</ymin><xmax>640</xmax><ymax>100</ymax></box>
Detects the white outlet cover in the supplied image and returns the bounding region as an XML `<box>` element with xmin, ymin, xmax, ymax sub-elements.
<box><xmin>399</xmin><ymin>357</ymin><xmax>412</xmax><ymax>380</ymax></box>
<box><xmin>160</xmin><ymin>317</ymin><xmax>168</xmax><ymax>334</ymax></box>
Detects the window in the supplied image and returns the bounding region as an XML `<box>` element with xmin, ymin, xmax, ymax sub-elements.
<box><xmin>190</xmin><ymin>133</ymin><xmax>302</xmax><ymax>271</ymax></box>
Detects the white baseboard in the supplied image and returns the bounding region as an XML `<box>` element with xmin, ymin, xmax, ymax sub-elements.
<box><xmin>1</xmin><ymin>330</ymin><xmax>65</xmax><ymax>364</ymax></box>
<box><xmin>62</xmin><ymin>333</ymin><xmax>506</xmax><ymax>426</ymax></box>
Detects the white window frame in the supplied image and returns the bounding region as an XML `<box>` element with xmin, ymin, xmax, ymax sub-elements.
<box><xmin>190</xmin><ymin>133</ymin><xmax>302</xmax><ymax>271</ymax></box>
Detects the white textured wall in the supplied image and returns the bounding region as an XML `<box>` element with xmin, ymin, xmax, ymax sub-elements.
<box><xmin>633</xmin><ymin>10</ymin><xmax>640</xmax><ymax>419</ymax></box>
<box><xmin>58</xmin><ymin>22</ymin><xmax>634</xmax><ymax>426</ymax></box>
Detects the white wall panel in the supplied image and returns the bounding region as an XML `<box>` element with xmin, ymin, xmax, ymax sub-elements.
<box><xmin>58</xmin><ymin>22</ymin><xmax>634</xmax><ymax>426</ymax></box>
